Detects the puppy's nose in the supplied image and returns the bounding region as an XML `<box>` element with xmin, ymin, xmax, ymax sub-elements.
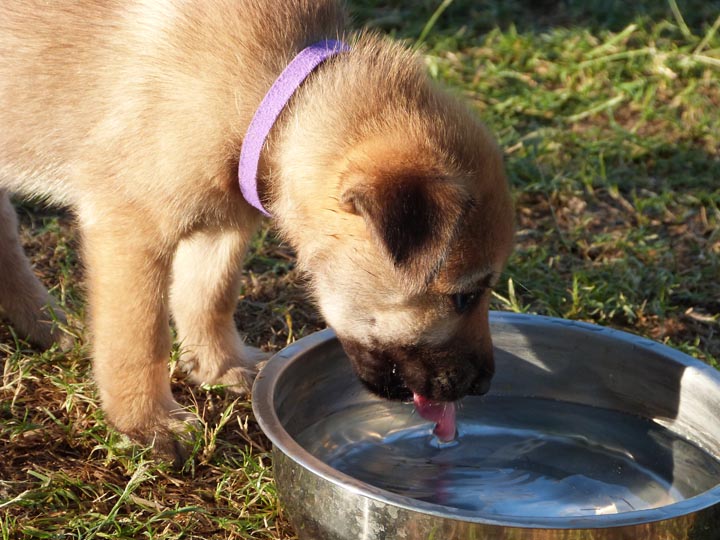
<box><xmin>470</xmin><ymin>374</ymin><xmax>493</xmax><ymax>396</ymax></box>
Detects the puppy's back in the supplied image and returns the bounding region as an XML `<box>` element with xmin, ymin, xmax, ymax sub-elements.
<box><xmin>0</xmin><ymin>0</ymin><xmax>345</xmax><ymax>205</ymax></box>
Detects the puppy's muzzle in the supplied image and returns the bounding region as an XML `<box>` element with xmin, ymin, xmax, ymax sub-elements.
<box><xmin>338</xmin><ymin>337</ymin><xmax>494</xmax><ymax>402</ymax></box>
<box><xmin>470</xmin><ymin>374</ymin><xmax>493</xmax><ymax>396</ymax></box>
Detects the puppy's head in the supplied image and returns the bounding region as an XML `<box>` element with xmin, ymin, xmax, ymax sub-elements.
<box><xmin>308</xmin><ymin>124</ymin><xmax>514</xmax><ymax>403</ymax></box>
<box><xmin>272</xmin><ymin>38</ymin><xmax>514</xmax><ymax>403</ymax></box>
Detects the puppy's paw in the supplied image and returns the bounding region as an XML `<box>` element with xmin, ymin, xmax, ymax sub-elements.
<box><xmin>43</xmin><ymin>319</ymin><xmax>76</xmax><ymax>353</ymax></box>
<box><xmin>180</xmin><ymin>344</ymin><xmax>269</xmax><ymax>397</ymax></box>
<box><xmin>237</xmin><ymin>344</ymin><xmax>270</xmax><ymax>373</ymax></box>
<box><xmin>11</xmin><ymin>304</ymin><xmax>75</xmax><ymax>352</ymax></box>
<box><xmin>123</xmin><ymin>407</ymin><xmax>201</xmax><ymax>468</ymax></box>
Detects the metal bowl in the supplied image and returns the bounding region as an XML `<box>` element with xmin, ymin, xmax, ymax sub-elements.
<box><xmin>252</xmin><ymin>312</ymin><xmax>720</xmax><ymax>539</ymax></box>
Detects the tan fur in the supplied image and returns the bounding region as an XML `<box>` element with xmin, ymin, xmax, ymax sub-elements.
<box><xmin>0</xmin><ymin>0</ymin><xmax>514</xmax><ymax>461</ymax></box>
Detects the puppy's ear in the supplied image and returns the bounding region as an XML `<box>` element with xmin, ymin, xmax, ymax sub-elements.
<box><xmin>341</xmin><ymin>173</ymin><xmax>470</xmax><ymax>283</ymax></box>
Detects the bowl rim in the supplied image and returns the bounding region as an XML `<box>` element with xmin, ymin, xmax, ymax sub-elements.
<box><xmin>252</xmin><ymin>311</ymin><xmax>720</xmax><ymax>529</ymax></box>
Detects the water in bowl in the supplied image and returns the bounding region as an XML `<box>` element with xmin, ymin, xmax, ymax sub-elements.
<box><xmin>295</xmin><ymin>395</ymin><xmax>720</xmax><ymax>518</ymax></box>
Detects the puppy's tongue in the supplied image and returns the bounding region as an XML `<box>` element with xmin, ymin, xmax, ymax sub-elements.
<box><xmin>413</xmin><ymin>393</ymin><xmax>456</xmax><ymax>442</ymax></box>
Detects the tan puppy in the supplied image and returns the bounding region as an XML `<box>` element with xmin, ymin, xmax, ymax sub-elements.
<box><xmin>0</xmin><ymin>0</ymin><xmax>514</xmax><ymax>460</ymax></box>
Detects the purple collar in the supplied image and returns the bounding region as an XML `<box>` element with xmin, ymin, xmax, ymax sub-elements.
<box><xmin>238</xmin><ymin>39</ymin><xmax>350</xmax><ymax>216</ymax></box>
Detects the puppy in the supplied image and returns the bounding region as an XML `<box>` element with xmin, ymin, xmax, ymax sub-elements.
<box><xmin>0</xmin><ymin>0</ymin><xmax>514</xmax><ymax>460</ymax></box>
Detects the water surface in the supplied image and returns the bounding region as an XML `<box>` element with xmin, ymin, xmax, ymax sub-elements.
<box><xmin>296</xmin><ymin>396</ymin><xmax>720</xmax><ymax>518</ymax></box>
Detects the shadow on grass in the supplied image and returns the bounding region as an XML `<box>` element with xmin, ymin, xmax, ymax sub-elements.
<box><xmin>508</xmin><ymin>139</ymin><xmax>720</xmax><ymax>193</ymax></box>
<box><xmin>351</xmin><ymin>0</ymin><xmax>717</xmax><ymax>39</ymax></box>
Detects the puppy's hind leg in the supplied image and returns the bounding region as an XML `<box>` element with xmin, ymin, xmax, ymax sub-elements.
<box><xmin>170</xmin><ymin>226</ymin><xmax>267</xmax><ymax>397</ymax></box>
<box><xmin>0</xmin><ymin>190</ymin><xmax>69</xmax><ymax>348</ymax></box>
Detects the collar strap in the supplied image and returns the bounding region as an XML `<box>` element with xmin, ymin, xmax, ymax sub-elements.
<box><xmin>238</xmin><ymin>39</ymin><xmax>350</xmax><ymax>216</ymax></box>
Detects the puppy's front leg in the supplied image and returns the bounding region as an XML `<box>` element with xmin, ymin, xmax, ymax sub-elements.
<box><xmin>82</xmin><ymin>213</ymin><xmax>194</xmax><ymax>462</ymax></box>
<box><xmin>170</xmin><ymin>225</ymin><xmax>267</xmax><ymax>394</ymax></box>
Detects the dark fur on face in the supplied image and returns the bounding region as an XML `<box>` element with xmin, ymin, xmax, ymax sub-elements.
<box><xmin>339</xmin><ymin>336</ymin><xmax>494</xmax><ymax>402</ymax></box>
<box><xmin>340</xmin><ymin>169</ymin><xmax>471</xmax><ymax>288</ymax></box>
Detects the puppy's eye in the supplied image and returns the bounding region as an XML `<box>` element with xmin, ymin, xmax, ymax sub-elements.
<box><xmin>451</xmin><ymin>291</ymin><xmax>483</xmax><ymax>314</ymax></box>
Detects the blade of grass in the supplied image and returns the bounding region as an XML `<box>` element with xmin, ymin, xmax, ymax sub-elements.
<box><xmin>414</xmin><ymin>0</ymin><xmax>454</xmax><ymax>50</ymax></box>
<box><xmin>667</xmin><ymin>0</ymin><xmax>694</xmax><ymax>40</ymax></box>
<box><xmin>693</xmin><ymin>15</ymin><xmax>720</xmax><ymax>54</ymax></box>
<box><xmin>586</xmin><ymin>23</ymin><xmax>638</xmax><ymax>58</ymax></box>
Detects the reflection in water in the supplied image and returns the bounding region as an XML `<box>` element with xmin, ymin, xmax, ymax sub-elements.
<box><xmin>296</xmin><ymin>396</ymin><xmax>720</xmax><ymax>518</ymax></box>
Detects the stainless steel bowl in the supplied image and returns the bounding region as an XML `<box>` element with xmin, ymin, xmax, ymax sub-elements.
<box><xmin>252</xmin><ymin>312</ymin><xmax>720</xmax><ymax>539</ymax></box>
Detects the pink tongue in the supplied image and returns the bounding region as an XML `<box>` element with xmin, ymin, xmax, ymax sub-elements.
<box><xmin>413</xmin><ymin>393</ymin><xmax>457</xmax><ymax>442</ymax></box>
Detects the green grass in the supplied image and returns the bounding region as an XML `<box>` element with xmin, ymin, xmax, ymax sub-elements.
<box><xmin>2</xmin><ymin>1</ymin><xmax>719</xmax><ymax>538</ymax></box>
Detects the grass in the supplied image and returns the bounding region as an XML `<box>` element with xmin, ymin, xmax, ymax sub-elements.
<box><xmin>2</xmin><ymin>0</ymin><xmax>719</xmax><ymax>538</ymax></box>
